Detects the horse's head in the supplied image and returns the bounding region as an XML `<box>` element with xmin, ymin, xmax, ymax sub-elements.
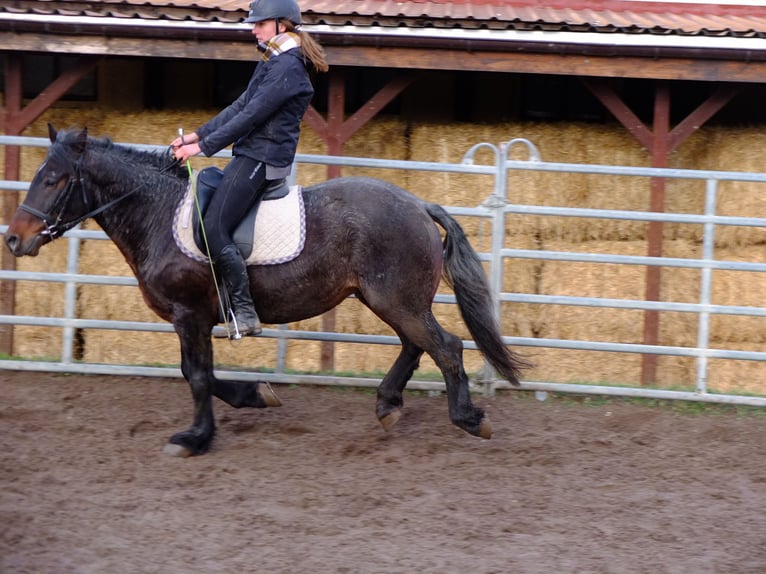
<box><xmin>5</xmin><ymin>124</ymin><xmax>90</xmax><ymax>257</ymax></box>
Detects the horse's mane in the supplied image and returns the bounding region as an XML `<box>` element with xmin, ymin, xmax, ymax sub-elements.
<box><xmin>55</xmin><ymin>128</ymin><xmax>190</xmax><ymax>184</ymax></box>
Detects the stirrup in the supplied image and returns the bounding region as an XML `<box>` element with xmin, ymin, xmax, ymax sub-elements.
<box><xmin>235</xmin><ymin>313</ymin><xmax>263</xmax><ymax>338</ymax></box>
<box><xmin>229</xmin><ymin>309</ymin><xmax>262</xmax><ymax>340</ymax></box>
<box><xmin>213</xmin><ymin>308</ymin><xmax>245</xmax><ymax>340</ymax></box>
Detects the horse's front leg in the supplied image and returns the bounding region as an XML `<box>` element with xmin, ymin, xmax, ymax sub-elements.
<box><xmin>164</xmin><ymin>321</ymin><xmax>217</xmax><ymax>457</ymax></box>
<box><xmin>212</xmin><ymin>378</ymin><xmax>282</xmax><ymax>409</ymax></box>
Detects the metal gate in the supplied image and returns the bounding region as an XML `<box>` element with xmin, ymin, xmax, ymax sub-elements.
<box><xmin>2</xmin><ymin>134</ymin><xmax>766</xmax><ymax>407</ymax></box>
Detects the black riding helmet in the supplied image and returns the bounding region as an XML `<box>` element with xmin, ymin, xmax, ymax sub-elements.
<box><xmin>244</xmin><ymin>0</ymin><xmax>301</xmax><ymax>25</ymax></box>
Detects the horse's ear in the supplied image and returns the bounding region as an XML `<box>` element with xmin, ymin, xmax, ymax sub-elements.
<box><xmin>73</xmin><ymin>127</ymin><xmax>88</xmax><ymax>154</ymax></box>
<box><xmin>48</xmin><ymin>123</ymin><xmax>57</xmax><ymax>143</ymax></box>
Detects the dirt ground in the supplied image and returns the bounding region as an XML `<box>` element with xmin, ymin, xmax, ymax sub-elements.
<box><xmin>1</xmin><ymin>370</ymin><xmax>766</xmax><ymax>574</ymax></box>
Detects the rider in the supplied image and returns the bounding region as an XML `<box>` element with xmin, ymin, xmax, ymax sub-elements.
<box><xmin>171</xmin><ymin>0</ymin><xmax>328</xmax><ymax>337</ymax></box>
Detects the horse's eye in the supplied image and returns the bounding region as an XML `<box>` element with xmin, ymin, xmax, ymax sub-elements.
<box><xmin>44</xmin><ymin>178</ymin><xmax>58</xmax><ymax>187</ymax></box>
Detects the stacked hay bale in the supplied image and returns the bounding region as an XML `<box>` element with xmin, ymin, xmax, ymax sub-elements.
<box><xmin>409</xmin><ymin>121</ymin><xmax>766</xmax><ymax>395</ymax></box>
<box><xmin>9</xmin><ymin>108</ymin><xmax>766</xmax><ymax>396</ymax></box>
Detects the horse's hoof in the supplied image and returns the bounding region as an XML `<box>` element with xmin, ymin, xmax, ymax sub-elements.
<box><xmin>259</xmin><ymin>382</ymin><xmax>282</xmax><ymax>407</ymax></box>
<box><xmin>163</xmin><ymin>442</ymin><xmax>193</xmax><ymax>458</ymax></box>
<box><xmin>379</xmin><ymin>409</ymin><xmax>402</xmax><ymax>432</ymax></box>
<box><xmin>478</xmin><ymin>416</ymin><xmax>493</xmax><ymax>439</ymax></box>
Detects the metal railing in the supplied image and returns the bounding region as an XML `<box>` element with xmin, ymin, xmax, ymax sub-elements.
<box><xmin>2</xmin><ymin>134</ymin><xmax>766</xmax><ymax>407</ymax></box>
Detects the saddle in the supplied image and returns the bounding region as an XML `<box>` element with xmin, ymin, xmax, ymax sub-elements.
<box><xmin>193</xmin><ymin>166</ymin><xmax>290</xmax><ymax>259</ymax></box>
<box><xmin>172</xmin><ymin>167</ymin><xmax>306</xmax><ymax>267</ymax></box>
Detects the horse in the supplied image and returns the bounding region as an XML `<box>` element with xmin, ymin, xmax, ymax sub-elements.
<box><xmin>4</xmin><ymin>125</ymin><xmax>530</xmax><ymax>457</ymax></box>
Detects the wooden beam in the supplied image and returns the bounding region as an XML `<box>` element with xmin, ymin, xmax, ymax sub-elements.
<box><xmin>1</xmin><ymin>54</ymin><xmax>23</xmax><ymax>356</ymax></box>
<box><xmin>668</xmin><ymin>85</ymin><xmax>739</xmax><ymax>153</ymax></box>
<box><xmin>337</xmin><ymin>73</ymin><xmax>416</xmax><ymax>143</ymax></box>
<box><xmin>326</xmin><ymin>47</ymin><xmax>766</xmax><ymax>84</ymax></box>
<box><xmin>6</xmin><ymin>56</ymin><xmax>101</xmax><ymax>134</ymax></box>
<box><xmin>583</xmin><ymin>79</ymin><xmax>653</xmax><ymax>152</ymax></box>
<box><xmin>5</xmin><ymin>32</ymin><xmax>766</xmax><ymax>83</ymax></box>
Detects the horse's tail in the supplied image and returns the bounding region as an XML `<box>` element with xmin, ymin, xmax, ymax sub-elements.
<box><xmin>425</xmin><ymin>203</ymin><xmax>532</xmax><ymax>385</ymax></box>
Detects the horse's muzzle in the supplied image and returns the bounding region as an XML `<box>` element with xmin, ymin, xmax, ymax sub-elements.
<box><xmin>4</xmin><ymin>216</ymin><xmax>47</xmax><ymax>257</ymax></box>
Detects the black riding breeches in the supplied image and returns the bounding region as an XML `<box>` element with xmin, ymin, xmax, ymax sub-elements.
<box><xmin>203</xmin><ymin>155</ymin><xmax>267</xmax><ymax>258</ymax></box>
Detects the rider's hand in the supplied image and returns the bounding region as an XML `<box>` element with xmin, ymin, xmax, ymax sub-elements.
<box><xmin>170</xmin><ymin>131</ymin><xmax>199</xmax><ymax>150</ymax></box>
<box><xmin>174</xmin><ymin>143</ymin><xmax>201</xmax><ymax>162</ymax></box>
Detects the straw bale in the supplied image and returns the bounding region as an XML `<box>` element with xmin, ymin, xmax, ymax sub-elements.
<box><xmin>11</xmin><ymin>278</ymin><xmax>67</xmax><ymax>360</ymax></box>
<box><xmin>705</xmin><ymin>245</ymin><xmax>766</xmax><ymax>345</ymax></box>
<box><xmin>522</xmin><ymin>346</ymin><xmax>702</xmax><ymax>389</ymax></box>
<box><xmin>407</xmin><ymin>122</ymin><xmax>505</xmax><ymax>211</ymax></box>
<box><xmin>294</xmin><ymin>125</ymin><xmax>332</xmax><ymax>186</ymax></box>
<box><xmin>523</xmin><ymin>347</ymin><xmax>644</xmax><ymax>386</ymax></box>
<box><xmin>534</xmin><ymin>239</ymin><xmax>731</xmax><ymax>347</ymax></box>
<box><xmin>408</xmin><ymin>121</ymin><xmax>657</xmax><ymax>243</ymax></box>
<box><xmin>536</xmin><ymin>240</ymin><xmax>649</xmax><ymax>342</ymax></box>
<box><xmin>654</xmin><ymin>241</ymin><xmax>766</xmax><ymax>346</ymax></box>
<box><xmin>297</xmin><ymin>118</ymin><xmax>410</xmax><ymax>189</ymax></box>
<box><xmin>665</xmin><ymin>127</ymin><xmax>766</xmax><ymax>247</ymax></box>
<box><xmin>707</xmin><ymin>350</ymin><xmax>766</xmax><ymax>395</ymax></box>
<box><xmin>8</xmin><ymin>233</ymin><xmax>71</xmax><ymax>360</ymax></box>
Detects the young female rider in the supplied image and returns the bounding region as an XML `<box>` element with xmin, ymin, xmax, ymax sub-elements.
<box><xmin>171</xmin><ymin>0</ymin><xmax>328</xmax><ymax>337</ymax></box>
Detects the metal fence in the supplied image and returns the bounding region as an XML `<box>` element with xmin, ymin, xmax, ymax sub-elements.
<box><xmin>2</xmin><ymin>134</ymin><xmax>766</xmax><ymax>407</ymax></box>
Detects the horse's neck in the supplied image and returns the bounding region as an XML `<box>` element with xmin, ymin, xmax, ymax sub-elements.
<box><xmin>87</xmin><ymin>158</ymin><xmax>182</xmax><ymax>259</ymax></box>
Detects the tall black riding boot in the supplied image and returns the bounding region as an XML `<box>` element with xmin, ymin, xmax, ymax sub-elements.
<box><xmin>214</xmin><ymin>245</ymin><xmax>262</xmax><ymax>337</ymax></box>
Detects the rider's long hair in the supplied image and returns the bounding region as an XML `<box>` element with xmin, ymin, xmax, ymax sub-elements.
<box><xmin>285</xmin><ymin>21</ymin><xmax>329</xmax><ymax>73</ymax></box>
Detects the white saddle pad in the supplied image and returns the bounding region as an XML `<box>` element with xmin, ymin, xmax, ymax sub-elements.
<box><xmin>172</xmin><ymin>178</ymin><xmax>306</xmax><ymax>266</ymax></box>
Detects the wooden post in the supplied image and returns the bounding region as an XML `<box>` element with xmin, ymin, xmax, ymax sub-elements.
<box><xmin>583</xmin><ymin>79</ymin><xmax>737</xmax><ymax>385</ymax></box>
<box><xmin>0</xmin><ymin>54</ymin><xmax>23</xmax><ymax>356</ymax></box>
<box><xmin>641</xmin><ymin>84</ymin><xmax>670</xmax><ymax>385</ymax></box>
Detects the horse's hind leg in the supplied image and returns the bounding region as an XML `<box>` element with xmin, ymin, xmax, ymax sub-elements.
<box><xmin>376</xmin><ymin>339</ymin><xmax>423</xmax><ymax>431</ymax></box>
<box><xmin>437</xmin><ymin>330</ymin><xmax>492</xmax><ymax>439</ymax></box>
<box><xmin>380</xmin><ymin>313</ymin><xmax>490</xmax><ymax>439</ymax></box>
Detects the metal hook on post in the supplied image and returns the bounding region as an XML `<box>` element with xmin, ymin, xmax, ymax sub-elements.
<box><xmin>501</xmin><ymin>138</ymin><xmax>542</xmax><ymax>163</ymax></box>
<box><xmin>461</xmin><ymin>142</ymin><xmax>499</xmax><ymax>166</ymax></box>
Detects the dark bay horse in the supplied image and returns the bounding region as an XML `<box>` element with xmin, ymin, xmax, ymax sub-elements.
<box><xmin>4</xmin><ymin>125</ymin><xmax>529</xmax><ymax>457</ymax></box>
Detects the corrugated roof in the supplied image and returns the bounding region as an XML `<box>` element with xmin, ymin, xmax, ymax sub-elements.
<box><xmin>5</xmin><ymin>0</ymin><xmax>766</xmax><ymax>38</ymax></box>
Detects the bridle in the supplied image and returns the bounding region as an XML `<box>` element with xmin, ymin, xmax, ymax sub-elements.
<box><xmin>19</xmin><ymin>147</ymin><xmax>143</xmax><ymax>240</ymax></box>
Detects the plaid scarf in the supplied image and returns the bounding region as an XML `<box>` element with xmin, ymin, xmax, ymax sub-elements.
<box><xmin>257</xmin><ymin>32</ymin><xmax>301</xmax><ymax>62</ymax></box>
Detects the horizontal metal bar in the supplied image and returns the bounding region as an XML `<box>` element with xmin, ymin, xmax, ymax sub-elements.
<box><xmin>505</xmin><ymin>248</ymin><xmax>766</xmax><ymax>272</ymax></box>
<box><xmin>2</xmin><ymin>359</ymin><xmax>764</xmax><ymax>408</ymax></box>
<box><xmin>0</xmin><ymin>181</ymin><xmax>29</xmax><ymax>191</ymax></box>
<box><xmin>503</xmin><ymin>203</ymin><xmax>766</xmax><ymax>227</ymax></box>
<box><xmin>4</xmin><ymin>312</ymin><xmax>763</xmax><ymax>361</ymax></box>
<box><xmin>504</xmin><ymin>335</ymin><xmax>766</xmax><ymax>361</ymax></box>
<box><xmin>7</xmin><ymin>135</ymin><xmax>766</xmax><ymax>182</ymax></box>
<box><xmin>507</xmin><ymin>381</ymin><xmax>766</xmax><ymax>407</ymax></box>
<box><xmin>0</xmin><ymin>360</ymin><xmax>449</xmax><ymax>392</ymax></box>
<box><xmin>502</xmin><ymin>293</ymin><xmax>766</xmax><ymax>317</ymax></box>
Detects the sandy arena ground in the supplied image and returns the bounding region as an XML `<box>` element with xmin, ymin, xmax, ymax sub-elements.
<box><xmin>1</xmin><ymin>370</ymin><xmax>766</xmax><ymax>573</ymax></box>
